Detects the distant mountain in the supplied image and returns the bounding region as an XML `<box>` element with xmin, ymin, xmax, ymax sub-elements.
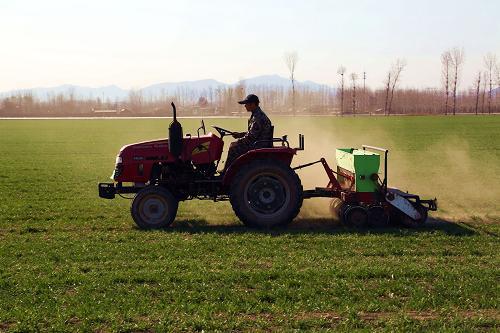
<box><xmin>1</xmin><ymin>84</ymin><xmax>129</xmax><ymax>101</ymax></box>
<box><xmin>242</xmin><ymin>75</ymin><xmax>330</xmax><ymax>91</ymax></box>
<box><xmin>0</xmin><ymin>75</ymin><xmax>333</xmax><ymax>101</ymax></box>
<box><xmin>141</xmin><ymin>79</ymin><xmax>226</xmax><ymax>99</ymax></box>
<box><xmin>243</xmin><ymin>74</ymin><xmax>291</xmax><ymax>87</ymax></box>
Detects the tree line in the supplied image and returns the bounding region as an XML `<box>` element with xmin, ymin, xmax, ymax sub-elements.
<box><xmin>1</xmin><ymin>49</ymin><xmax>499</xmax><ymax>117</ymax></box>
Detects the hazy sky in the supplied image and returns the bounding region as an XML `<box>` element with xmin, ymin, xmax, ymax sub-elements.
<box><xmin>1</xmin><ymin>0</ymin><xmax>499</xmax><ymax>91</ymax></box>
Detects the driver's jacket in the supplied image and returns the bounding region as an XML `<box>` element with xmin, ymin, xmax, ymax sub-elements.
<box><xmin>224</xmin><ymin>107</ymin><xmax>273</xmax><ymax>171</ymax></box>
<box><xmin>238</xmin><ymin>107</ymin><xmax>273</xmax><ymax>148</ymax></box>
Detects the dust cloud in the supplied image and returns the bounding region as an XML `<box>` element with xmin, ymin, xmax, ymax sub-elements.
<box><xmin>274</xmin><ymin>116</ymin><xmax>391</xmax><ymax>220</ymax></box>
<box><xmin>272</xmin><ymin>116</ymin><xmax>498</xmax><ymax>222</ymax></box>
<box><xmin>389</xmin><ymin>136</ymin><xmax>499</xmax><ymax>222</ymax></box>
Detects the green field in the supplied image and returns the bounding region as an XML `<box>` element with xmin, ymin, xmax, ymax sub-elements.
<box><xmin>0</xmin><ymin>116</ymin><xmax>499</xmax><ymax>331</ymax></box>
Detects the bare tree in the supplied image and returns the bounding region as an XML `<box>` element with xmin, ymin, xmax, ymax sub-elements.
<box><xmin>441</xmin><ymin>50</ymin><xmax>452</xmax><ymax>115</ymax></box>
<box><xmin>481</xmin><ymin>72</ymin><xmax>487</xmax><ymax>113</ymax></box>
<box><xmin>484</xmin><ymin>53</ymin><xmax>497</xmax><ymax>114</ymax></box>
<box><xmin>283</xmin><ymin>51</ymin><xmax>298</xmax><ymax>114</ymax></box>
<box><xmin>384</xmin><ymin>59</ymin><xmax>406</xmax><ymax>115</ymax></box>
<box><xmin>474</xmin><ymin>71</ymin><xmax>481</xmax><ymax>115</ymax></box>
<box><xmin>236</xmin><ymin>78</ymin><xmax>246</xmax><ymax>104</ymax></box>
<box><xmin>207</xmin><ymin>87</ymin><xmax>214</xmax><ymax>105</ymax></box>
<box><xmin>128</xmin><ymin>89</ymin><xmax>143</xmax><ymax>113</ymax></box>
<box><xmin>337</xmin><ymin>65</ymin><xmax>346</xmax><ymax>115</ymax></box>
<box><xmin>350</xmin><ymin>73</ymin><xmax>358</xmax><ymax>114</ymax></box>
<box><xmin>496</xmin><ymin>63</ymin><xmax>500</xmax><ymax>112</ymax></box>
<box><xmin>450</xmin><ymin>47</ymin><xmax>465</xmax><ymax>115</ymax></box>
<box><xmin>496</xmin><ymin>62</ymin><xmax>500</xmax><ymax>88</ymax></box>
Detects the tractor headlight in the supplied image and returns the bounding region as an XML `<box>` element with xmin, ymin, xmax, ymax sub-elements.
<box><xmin>111</xmin><ymin>156</ymin><xmax>123</xmax><ymax>180</ymax></box>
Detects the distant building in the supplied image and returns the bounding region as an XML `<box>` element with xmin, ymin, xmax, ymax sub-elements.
<box><xmin>93</xmin><ymin>109</ymin><xmax>118</xmax><ymax>114</ymax></box>
<box><xmin>92</xmin><ymin>108</ymin><xmax>130</xmax><ymax>115</ymax></box>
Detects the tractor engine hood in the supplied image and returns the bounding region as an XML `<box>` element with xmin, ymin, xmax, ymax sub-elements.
<box><xmin>115</xmin><ymin>133</ymin><xmax>224</xmax><ymax>170</ymax></box>
<box><xmin>118</xmin><ymin>139</ymin><xmax>170</xmax><ymax>162</ymax></box>
<box><xmin>112</xmin><ymin>138</ymin><xmax>170</xmax><ymax>183</ymax></box>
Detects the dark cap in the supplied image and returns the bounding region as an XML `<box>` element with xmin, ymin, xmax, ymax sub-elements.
<box><xmin>238</xmin><ymin>94</ymin><xmax>260</xmax><ymax>105</ymax></box>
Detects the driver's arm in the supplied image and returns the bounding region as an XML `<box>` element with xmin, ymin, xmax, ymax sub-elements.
<box><xmin>239</xmin><ymin>120</ymin><xmax>262</xmax><ymax>145</ymax></box>
<box><xmin>232</xmin><ymin>132</ymin><xmax>246</xmax><ymax>139</ymax></box>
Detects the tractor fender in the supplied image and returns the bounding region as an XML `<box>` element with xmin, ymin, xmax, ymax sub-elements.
<box><xmin>222</xmin><ymin>147</ymin><xmax>297</xmax><ymax>187</ymax></box>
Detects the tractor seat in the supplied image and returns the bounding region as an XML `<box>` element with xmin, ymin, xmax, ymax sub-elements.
<box><xmin>256</xmin><ymin>125</ymin><xmax>274</xmax><ymax>148</ymax></box>
<box><xmin>254</xmin><ymin>126</ymin><xmax>290</xmax><ymax>149</ymax></box>
<box><xmin>266</xmin><ymin>125</ymin><xmax>275</xmax><ymax>148</ymax></box>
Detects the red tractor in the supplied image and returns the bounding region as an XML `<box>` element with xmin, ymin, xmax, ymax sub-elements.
<box><xmin>99</xmin><ymin>103</ymin><xmax>436</xmax><ymax>229</ymax></box>
<box><xmin>99</xmin><ymin>103</ymin><xmax>304</xmax><ymax>229</ymax></box>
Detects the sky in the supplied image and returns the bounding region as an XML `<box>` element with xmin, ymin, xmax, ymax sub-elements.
<box><xmin>0</xmin><ymin>0</ymin><xmax>499</xmax><ymax>91</ymax></box>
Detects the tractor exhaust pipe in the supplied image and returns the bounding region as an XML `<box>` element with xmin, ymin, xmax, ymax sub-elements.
<box><xmin>296</xmin><ymin>134</ymin><xmax>304</xmax><ymax>150</ymax></box>
<box><xmin>168</xmin><ymin>102</ymin><xmax>183</xmax><ymax>158</ymax></box>
<box><xmin>172</xmin><ymin>101</ymin><xmax>177</xmax><ymax>120</ymax></box>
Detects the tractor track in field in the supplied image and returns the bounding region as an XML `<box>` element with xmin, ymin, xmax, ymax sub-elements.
<box><xmin>460</xmin><ymin>221</ymin><xmax>499</xmax><ymax>237</ymax></box>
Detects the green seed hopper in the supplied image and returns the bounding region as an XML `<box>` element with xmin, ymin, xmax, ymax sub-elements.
<box><xmin>335</xmin><ymin>147</ymin><xmax>383</xmax><ymax>193</ymax></box>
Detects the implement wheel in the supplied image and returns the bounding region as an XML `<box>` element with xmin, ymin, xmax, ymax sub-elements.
<box><xmin>131</xmin><ymin>186</ymin><xmax>178</xmax><ymax>229</ymax></box>
<box><xmin>329</xmin><ymin>199</ymin><xmax>345</xmax><ymax>221</ymax></box>
<box><xmin>230</xmin><ymin>159</ymin><xmax>303</xmax><ymax>228</ymax></box>
<box><xmin>398</xmin><ymin>203</ymin><xmax>428</xmax><ymax>228</ymax></box>
<box><xmin>344</xmin><ymin>206</ymin><xmax>368</xmax><ymax>227</ymax></box>
<box><xmin>368</xmin><ymin>206</ymin><xmax>389</xmax><ymax>227</ymax></box>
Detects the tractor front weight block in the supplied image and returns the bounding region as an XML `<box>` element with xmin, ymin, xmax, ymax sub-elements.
<box><xmin>99</xmin><ymin>183</ymin><xmax>141</xmax><ymax>199</ymax></box>
<box><xmin>98</xmin><ymin>183</ymin><xmax>116</xmax><ymax>199</ymax></box>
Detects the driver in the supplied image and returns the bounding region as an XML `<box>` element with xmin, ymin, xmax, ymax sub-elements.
<box><xmin>222</xmin><ymin>94</ymin><xmax>273</xmax><ymax>173</ymax></box>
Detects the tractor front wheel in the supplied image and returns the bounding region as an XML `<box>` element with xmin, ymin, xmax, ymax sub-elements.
<box><xmin>131</xmin><ymin>186</ymin><xmax>178</xmax><ymax>229</ymax></box>
<box><xmin>230</xmin><ymin>159</ymin><xmax>303</xmax><ymax>228</ymax></box>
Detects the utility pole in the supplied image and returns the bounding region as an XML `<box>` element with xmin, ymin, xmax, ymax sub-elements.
<box><xmin>350</xmin><ymin>73</ymin><xmax>358</xmax><ymax>115</ymax></box>
<box><xmin>337</xmin><ymin>66</ymin><xmax>346</xmax><ymax>116</ymax></box>
<box><xmin>384</xmin><ymin>72</ymin><xmax>391</xmax><ymax>115</ymax></box>
<box><xmin>475</xmin><ymin>72</ymin><xmax>481</xmax><ymax>115</ymax></box>
<box><xmin>363</xmin><ymin>71</ymin><xmax>366</xmax><ymax>113</ymax></box>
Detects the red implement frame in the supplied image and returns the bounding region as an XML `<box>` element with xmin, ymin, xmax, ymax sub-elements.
<box><xmin>320</xmin><ymin>158</ymin><xmax>344</xmax><ymax>190</ymax></box>
<box><xmin>294</xmin><ymin>158</ymin><xmax>356</xmax><ymax>199</ymax></box>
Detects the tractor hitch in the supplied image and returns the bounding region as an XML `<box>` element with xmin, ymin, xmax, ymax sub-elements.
<box><xmin>420</xmin><ymin>198</ymin><xmax>438</xmax><ymax>211</ymax></box>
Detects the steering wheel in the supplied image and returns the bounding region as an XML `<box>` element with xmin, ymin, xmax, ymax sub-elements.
<box><xmin>212</xmin><ymin>126</ymin><xmax>234</xmax><ymax>138</ymax></box>
<box><xmin>198</xmin><ymin>119</ymin><xmax>206</xmax><ymax>136</ymax></box>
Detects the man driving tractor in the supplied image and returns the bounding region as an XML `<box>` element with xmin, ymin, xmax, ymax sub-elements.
<box><xmin>222</xmin><ymin>94</ymin><xmax>273</xmax><ymax>173</ymax></box>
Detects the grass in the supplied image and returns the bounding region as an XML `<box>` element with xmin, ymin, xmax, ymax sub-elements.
<box><xmin>0</xmin><ymin>116</ymin><xmax>499</xmax><ymax>331</ymax></box>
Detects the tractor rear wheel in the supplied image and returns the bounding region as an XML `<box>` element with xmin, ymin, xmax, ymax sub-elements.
<box><xmin>230</xmin><ymin>159</ymin><xmax>303</xmax><ymax>228</ymax></box>
<box><xmin>131</xmin><ymin>186</ymin><xmax>178</xmax><ymax>229</ymax></box>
